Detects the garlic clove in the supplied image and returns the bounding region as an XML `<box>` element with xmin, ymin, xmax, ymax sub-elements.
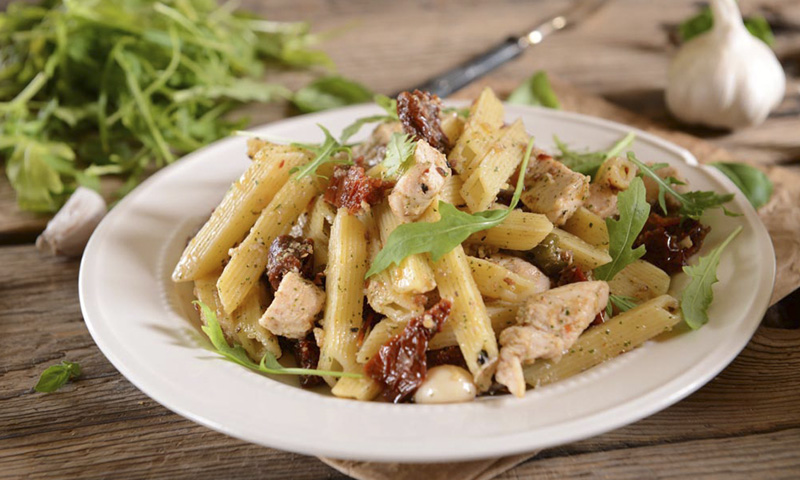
<box><xmin>36</xmin><ymin>187</ymin><xmax>107</xmax><ymax>257</ymax></box>
<box><xmin>665</xmin><ymin>0</ymin><xmax>785</xmax><ymax>130</ymax></box>
<box><xmin>413</xmin><ymin>365</ymin><xmax>477</xmax><ymax>404</ymax></box>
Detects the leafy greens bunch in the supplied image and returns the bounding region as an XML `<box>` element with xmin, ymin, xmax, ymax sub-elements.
<box><xmin>1</xmin><ymin>0</ymin><xmax>334</xmax><ymax>212</ymax></box>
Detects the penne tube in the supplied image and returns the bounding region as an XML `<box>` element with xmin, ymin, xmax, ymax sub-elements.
<box><xmin>173</xmin><ymin>144</ymin><xmax>310</xmax><ymax>282</ymax></box>
<box><xmin>318</xmin><ymin>209</ymin><xmax>369</xmax><ymax>386</ymax></box>
<box><xmin>448</xmin><ymin>88</ymin><xmax>504</xmax><ymax>176</ymax></box>
<box><xmin>562</xmin><ymin>206</ymin><xmax>609</xmax><ymax>249</ymax></box>
<box><xmin>467</xmin><ymin>209</ymin><xmax>553</xmax><ymax>251</ymax></box>
<box><xmin>430</xmin><ymin>302</ymin><xmax>520</xmax><ymax>350</ymax></box>
<box><xmin>374</xmin><ymin>201</ymin><xmax>436</xmax><ymax>295</ymax></box>
<box><xmin>523</xmin><ymin>295</ymin><xmax>682</xmax><ymax>388</ymax></box>
<box><xmin>217</xmin><ymin>173</ymin><xmax>323</xmax><ymax>314</ymax></box>
<box><xmin>551</xmin><ymin>228</ymin><xmax>612</xmax><ymax>271</ymax></box>
<box><xmin>467</xmin><ymin>256</ymin><xmax>544</xmax><ymax>303</ymax></box>
<box><xmin>608</xmin><ymin>259</ymin><xmax>671</xmax><ymax>302</ymax></box>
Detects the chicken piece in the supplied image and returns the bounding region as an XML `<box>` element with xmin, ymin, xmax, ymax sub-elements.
<box><xmin>496</xmin><ymin>281</ymin><xmax>609</xmax><ymax>397</ymax></box>
<box><xmin>485</xmin><ymin>254</ymin><xmax>550</xmax><ymax>293</ymax></box>
<box><xmin>642</xmin><ymin>163</ymin><xmax>687</xmax><ymax>210</ymax></box>
<box><xmin>388</xmin><ymin>139</ymin><xmax>451</xmax><ymax>221</ymax></box>
<box><xmin>584</xmin><ymin>183</ymin><xmax>618</xmax><ymax>219</ymax></box>
<box><xmin>351</xmin><ymin>122</ymin><xmax>404</xmax><ymax>169</ymax></box>
<box><xmin>259</xmin><ymin>271</ymin><xmax>326</xmax><ymax>339</ymax></box>
<box><xmin>520</xmin><ymin>155</ymin><xmax>589</xmax><ymax>226</ymax></box>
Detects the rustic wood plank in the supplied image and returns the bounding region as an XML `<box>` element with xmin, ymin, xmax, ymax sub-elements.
<box><xmin>1</xmin><ymin>244</ymin><xmax>799</xmax><ymax>479</ymax></box>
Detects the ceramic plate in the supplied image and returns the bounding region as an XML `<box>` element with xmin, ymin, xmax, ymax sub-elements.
<box><xmin>80</xmin><ymin>103</ymin><xmax>774</xmax><ymax>462</ymax></box>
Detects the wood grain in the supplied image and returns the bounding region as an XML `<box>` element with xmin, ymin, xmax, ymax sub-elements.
<box><xmin>2</xmin><ymin>0</ymin><xmax>800</xmax><ymax>479</ymax></box>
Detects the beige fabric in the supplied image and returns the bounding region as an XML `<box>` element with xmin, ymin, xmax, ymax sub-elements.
<box><xmin>322</xmin><ymin>77</ymin><xmax>800</xmax><ymax>480</ymax></box>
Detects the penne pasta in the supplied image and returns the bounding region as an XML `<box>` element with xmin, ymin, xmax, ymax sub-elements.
<box><xmin>562</xmin><ymin>206</ymin><xmax>610</xmax><ymax>249</ymax></box>
<box><xmin>467</xmin><ymin>209</ymin><xmax>553</xmax><ymax>251</ymax></box>
<box><xmin>608</xmin><ymin>259</ymin><xmax>671</xmax><ymax>302</ymax></box>
<box><xmin>216</xmin><ymin>172</ymin><xmax>323</xmax><ymax>314</ymax></box>
<box><xmin>374</xmin><ymin>201</ymin><xmax>436</xmax><ymax>294</ymax></box>
<box><xmin>460</xmin><ymin>119</ymin><xmax>529</xmax><ymax>213</ymax></box>
<box><xmin>319</xmin><ymin>209</ymin><xmax>369</xmax><ymax>387</ymax></box>
<box><xmin>430</xmin><ymin>302</ymin><xmax>520</xmax><ymax>350</ymax></box>
<box><xmin>467</xmin><ymin>256</ymin><xmax>544</xmax><ymax>303</ymax></box>
<box><xmin>173</xmin><ymin>144</ymin><xmax>310</xmax><ymax>282</ymax></box>
<box><xmin>551</xmin><ymin>228</ymin><xmax>613</xmax><ymax>271</ymax></box>
<box><xmin>448</xmin><ymin>88</ymin><xmax>504</xmax><ymax>176</ymax></box>
<box><xmin>523</xmin><ymin>295</ymin><xmax>682</xmax><ymax>388</ymax></box>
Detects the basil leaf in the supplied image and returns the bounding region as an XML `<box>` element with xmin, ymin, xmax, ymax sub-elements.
<box><xmin>34</xmin><ymin>361</ymin><xmax>82</xmax><ymax>393</ymax></box>
<box><xmin>554</xmin><ymin>132</ymin><xmax>635</xmax><ymax>179</ymax></box>
<box><xmin>594</xmin><ymin>177</ymin><xmax>650</xmax><ymax>281</ymax></box>
<box><xmin>366</xmin><ymin>138</ymin><xmax>536</xmax><ymax>278</ymax></box>
<box><xmin>507</xmin><ymin>71</ymin><xmax>560</xmax><ymax>109</ymax></box>
<box><xmin>681</xmin><ymin>226</ymin><xmax>743</xmax><ymax>329</ymax></box>
<box><xmin>292</xmin><ymin>75</ymin><xmax>373</xmax><ymax>113</ymax></box>
<box><xmin>628</xmin><ymin>153</ymin><xmax>737</xmax><ymax>219</ymax></box>
<box><xmin>711</xmin><ymin>162</ymin><xmax>773</xmax><ymax>209</ymax></box>
<box><xmin>380</xmin><ymin>133</ymin><xmax>416</xmax><ymax>178</ymax></box>
<box><xmin>194</xmin><ymin>301</ymin><xmax>361</xmax><ymax>378</ymax></box>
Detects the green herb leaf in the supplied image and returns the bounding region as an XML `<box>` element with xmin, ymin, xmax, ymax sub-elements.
<box><xmin>0</xmin><ymin>0</ymin><xmax>341</xmax><ymax>212</ymax></box>
<box><xmin>292</xmin><ymin>75</ymin><xmax>373</xmax><ymax>114</ymax></box>
<box><xmin>628</xmin><ymin>153</ymin><xmax>737</xmax><ymax>219</ymax></box>
<box><xmin>194</xmin><ymin>301</ymin><xmax>361</xmax><ymax>378</ymax></box>
<box><xmin>443</xmin><ymin>106</ymin><xmax>470</xmax><ymax>118</ymax></box>
<box><xmin>681</xmin><ymin>226</ymin><xmax>743</xmax><ymax>329</ymax></box>
<box><xmin>338</xmin><ymin>94</ymin><xmax>399</xmax><ymax>143</ymax></box>
<box><xmin>606</xmin><ymin>294</ymin><xmax>640</xmax><ymax>317</ymax></box>
<box><xmin>34</xmin><ymin>361</ymin><xmax>82</xmax><ymax>393</ymax></box>
<box><xmin>290</xmin><ymin>125</ymin><xmax>352</xmax><ymax>180</ymax></box>
<box><xmin>554</xmin><ymin>132</ymin><xmax>636</xmax><ymax>179</ymax></box>
<box><xmin>366</xmin><ymin>138</ymin><xmax>535</xmax><ymax>278</ymax></box>
<box><xmin>711</xmin><ymin>162</ymin><xmax>773</xmax><ymax>209</ymax></box>
<box><xmin>380</xmin><ymin>133</ymin><xmax>416</xmax><ymax>178</ymax></box>
<box><xmin>507</xmin><ymin>71</ymin><xmax>561</xmax><ymax>109</ymax></box>
<box><xmin>594</xmin><ymin>177</ymin><xmax>650</xmax><ymax>281</ymax></box>
<box><xmin>678</xmin><ymin>6</ymin><xmax>775</xmax><ymax>46</ymax></box>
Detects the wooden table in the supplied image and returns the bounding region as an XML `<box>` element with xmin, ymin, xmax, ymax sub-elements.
<box><xmin>2</xmin><ymin>1</ymin><xmax>799</xmax><ymax>478</ymax></box>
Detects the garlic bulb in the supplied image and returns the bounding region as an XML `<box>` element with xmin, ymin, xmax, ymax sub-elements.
<box><xmin>666</xmin><ymin>0</ymin><xmax>785</xmax><ymax>129</ymax></box>
<box><xmin>36</xmin><ymin>187</ymin><xmax>107</xmax><ymax>257</ymax></box>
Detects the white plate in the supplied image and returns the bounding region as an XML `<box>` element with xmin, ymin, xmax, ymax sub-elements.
<box><xmin>80</xmin><ymin>104</ymin><xmax>775</xmax><ymax>462</ymax></box>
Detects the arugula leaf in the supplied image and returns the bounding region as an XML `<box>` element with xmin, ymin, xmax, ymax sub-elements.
<box><xmin>35</xmin><ymin>361</ymin><xmax>82</xmax><ymax>393</ymax></box>
<box><xmin>0</xmin><ymin>0</ymin><xmax>340</xmax><ymax>212</ymax></box>
<box><xmin>554</xmin><ymin>132</ymin><xmax>636</xmax><ymax>179</ymax></box>
<box><xmin>627</xmin><ymin>153</ymin><xmax>736</xmax><ymax>219</ymax></box>
<box><xmin>507</xmin><ymin>71</ymin><xmax>560</xmax><ymax>109</ymax></box>
<box><xmin>681</xmin><ymin>226</ymin><xmax>743</xmax><ymax>329</ymax></box>
<box><xmin>290</xmin><ymin>125</ymin><xmax>352</xmax><ymax>180</ymax></box>
<box><xmin>606</xmin><ymin>294</ymin><xmax>640</xmax><ymax>317</ymax></box>
<box><xmin>443</xmin><ymin>106</ymin><xmax>470</xmax><ymax>118</ymax></box>
<box><xmin>292</xmin><ymin>75</ymin><xmax>373</xmax><ymax>113</ymax></box>
<box><xmin>594</xmin><ymin>177</ymin><xmax>650</xmax><ymax>281</ymax></box>
<box><xmin>339</xmin><ymin>94</ymin><xmax>399</xmax><ymax>143</ymax></box>
<box><xmin>711</xmin><ymin>162</ymin><xmax>773</xmax><ymax>209</ymax></box>
<box><xmin>380</xmin><ymin>133</ymin><xmax>416</xmax><ymax>178</ymax></box>
<box><xmin>678</xmin><ymin>6</ymin><xmax>775</xmax><ymax>46</ymax></box>
<box><xmin>194</xmin><ymin>301</ymin><xmax>361</xmax><ymax>378</ymax></box>
<box><xmin>366</xmin><ymin>138</ymin><xmax>535</xmax><ymax>278</ymax></box>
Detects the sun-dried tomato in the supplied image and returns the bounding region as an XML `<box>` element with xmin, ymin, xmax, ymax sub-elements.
<box><xmin>426</xmin><ymin>346</ymin><xmax>468</xmax><ymax>370</ymax></box>
<box><xmin>364</xmin><ymin>300</ymin><xmax>451</xmax><ymax>403</ymax></box>
<box><xmin>266</xmin><ymin>235</ymin><xmax>314</xmax><ymax>290</ymax></box>
<box><xmin>396</xmin><ymin>90</ymin><xmax>451</xmax><ymax>154</ymax></box>
<box><xmin>285</xmin><ymin>333</ymin><xmax>323</xmax><ymax>389</ymax></box>
<box><xmin>634</xmin><ymin>212</ymin><xmax>710</xmax><ymax>274</ymax></box>
<box><xmin>323</xmin><ymin>165</ymin><xmax>392</xmax><ymax>214</ymax></box>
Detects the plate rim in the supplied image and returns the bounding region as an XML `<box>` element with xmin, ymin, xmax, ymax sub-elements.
<box><xmin>79</xmin><ymin>103</ymin><xmax>776</xmax><ymax>462</ymax></box>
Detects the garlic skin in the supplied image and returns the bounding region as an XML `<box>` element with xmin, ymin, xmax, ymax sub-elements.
<box><xmin>36</xmin><ymin>187</ymin><xmax>107</xmax><ymax>257</ymax></box>
<box><xmin>666</xmin><ymin>0</ymin><xmax>785</xmax><ymax>129</ymax></box>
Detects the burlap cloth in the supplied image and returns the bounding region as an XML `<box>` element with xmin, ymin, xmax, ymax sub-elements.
<box><xmin>322</xmin><ymin>78</ymin><xmax>800</xmax><ymax>480</ymax></box>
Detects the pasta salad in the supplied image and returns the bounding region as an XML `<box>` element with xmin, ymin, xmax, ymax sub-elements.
<box><xmin>172</xmin><ymin>88</ymin><xmax>740</xmax><ymax>403</ymax></box>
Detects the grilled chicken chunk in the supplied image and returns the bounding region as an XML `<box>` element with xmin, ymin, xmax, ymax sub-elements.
<box><xmin>496</xmin><ymin>281</ymin><xmax>609</xmax><ymax>397</ymax></box>
<box><xmin>584</xmin><ymin>183</ymin><xmax>618</xmax><ymax>219</ymax></box>
<box><xmin>485</xmin><ymin>254</ymin><xmax>550</xmax><ymax>294</ymax></box>
<box><xmin>388</xmin><ymin>140</ymin><xmax>451</xmax><ymax>221</ymax></box>
<box><xmin>520</xmin><ymin>155</ymin><xmax>589</xmax><ymax>226</ymax></box>
<box><xmin>260</xmin><ymin>271</ymin><xmax>326</xmax><ymax>339</ymax></box>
